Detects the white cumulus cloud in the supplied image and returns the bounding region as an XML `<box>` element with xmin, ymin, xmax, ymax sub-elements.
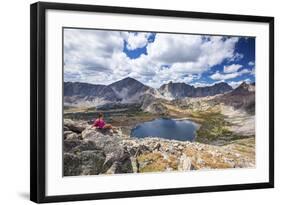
<box><xmin>248</xmin><ymin>61</ymin><xmax>255</xmax><ymax>66</ymax></box>
<box><xmin>64</xmin><ymin>29</ymin><xmax>245</xmax><ymax>88</ymax></box>
<box><xmin>223</xmin><ymin>64</ymin><xmax>243</xmax><ymax>73</ymax></box>
<box><xmin>210</xmin><ymin>69</ymin><xmax>251</xmax><ymax>81</ymax></box>
<box><xmin>124</xmin><ymin>32</ymin><xmax>152</xmax><ymax>50</ymax></box>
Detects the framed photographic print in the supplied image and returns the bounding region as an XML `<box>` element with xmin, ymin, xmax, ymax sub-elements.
<box><xmin>30</xmin><ymin>1</ymin><xmax>274</xmax><ymax>203</ymax></box>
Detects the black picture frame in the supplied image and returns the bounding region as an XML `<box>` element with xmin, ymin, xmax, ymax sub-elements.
<box><xmin>30</xmin><ymin>1</ymin><xmax>274</xmax><ymax>203</ymax></box>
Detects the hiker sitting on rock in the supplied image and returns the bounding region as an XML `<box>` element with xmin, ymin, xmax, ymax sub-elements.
<box><xmin>93</xmin><ymin>112</ymin><xmax>114</xmax><ymax>131</ymax></box>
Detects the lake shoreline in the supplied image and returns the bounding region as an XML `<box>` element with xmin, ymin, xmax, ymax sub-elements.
<box><xmin>63</xmin><ymin>119</ymin><xmax>256</xmax><ymax>176</ymax></box>
<box><xmin>64</xmin><ymin>102</ymin><xmax>255</xmax><ymax>146</ymax></box>
<box><xmin>130</xmin><ymin>118</ymin><xmax>199</xmax><ymax>142</ymax></box>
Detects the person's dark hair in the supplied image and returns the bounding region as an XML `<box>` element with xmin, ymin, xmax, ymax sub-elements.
<box><xmin>98</xmin><ymin>112</ymin><xmax>103</xmax><ymax>119</ymax></box>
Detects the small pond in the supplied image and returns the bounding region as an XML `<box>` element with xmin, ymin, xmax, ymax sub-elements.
<box><xmin>131</xmin><ymin>118</ymin><xmax>198</xmax><ymax>141</ymax></box>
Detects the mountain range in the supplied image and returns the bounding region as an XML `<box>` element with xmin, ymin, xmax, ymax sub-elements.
<box><xmin>64</xmin><ymin>77</ymin><xmax>254</xmax><ymax>109</ymax></box>
<box><xmin>214</xmin><ymin>82</ymin><xmax>255</xmax><ymax>114</ymax></box>
<box><xmin>159</xmin><ymin>81</ymin><xmax>233</xmax><ymax>99</ymax></box>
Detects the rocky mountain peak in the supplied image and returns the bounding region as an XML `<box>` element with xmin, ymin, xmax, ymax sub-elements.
<box><xmin>159</xmin><ymin>82</ymin><xmax>194</xmax><ymax>99</ymax></box>
<box><xmin>110</xmin><ymin>77</ymin><xmax>144</xmax><ymax>87</ymax></box>
<box><xmin>240</xmin><ymin>81</ymin><xmax>248</xmax><ymax>87</ymax></box>
<box><xmin>108</xmin><ymin>77</ymin><xmax>150</xmax><ymax>103</ymax></box>
<box><xmin>214</xmin><ymin>82</ymin><xmax>231</xmax><ymax>87</ymax></box>
<box><xmin>232</xmin><ymin>82</ymin><xmax>255</xmax><ymax>94</ymax></box>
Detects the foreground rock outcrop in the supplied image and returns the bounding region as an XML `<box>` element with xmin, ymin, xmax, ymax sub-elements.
<box><xmin>63</xmin><ymin>119</ymin><xmax>255</xmax><ymax>176</ymax></box>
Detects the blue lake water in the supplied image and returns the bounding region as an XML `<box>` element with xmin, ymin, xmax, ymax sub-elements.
<box><xmin>131</xmin><ymin>118</ymin><xmax>198</xmax><ymax>141</ymax></box>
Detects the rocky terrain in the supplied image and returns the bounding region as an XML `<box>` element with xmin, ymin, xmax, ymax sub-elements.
<box><xmin>64</xmin><ymin>119</ymin><xmax>255</xmax><ymax>176</ymax></box>
<box><xmin>214</xmin><ymin>82</ymin><xmax>255</xmax><ymax>114</ymax></box>
<box><xmin>63</xmin><ymin>78</ymin><xmax>256</xmax><ymax>176</ymax></box>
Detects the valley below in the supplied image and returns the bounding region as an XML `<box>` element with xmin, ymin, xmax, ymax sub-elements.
<box><xmin>63</xmin><ymin>78</ymin><xmax>256</xmax><ymax>175</ymax></box>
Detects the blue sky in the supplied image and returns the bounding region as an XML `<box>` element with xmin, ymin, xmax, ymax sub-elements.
<box><xmin>64</xmin><ymin>29</ymin><xmax>255</xmax><ymax>88</ymax></box>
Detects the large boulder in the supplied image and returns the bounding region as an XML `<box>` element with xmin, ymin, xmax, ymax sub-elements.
<box><xmin>82</xmin><ymin>128</ymin><xmax>123</xmax><ymax>154</ymax></box>
<box><xmin>64</xmin><ymin>126</ymin><xmax>134</xmax><ymax>175</ymax></box>
<box><xmin>104</xmin><ymin>149</ymin><xmax>133</xmax><ymax>174</ymax></box>
<box><xmin>71</xmin><ymin>140</ymin><xmax>100</xmax><ymax>153</ymax></box>
<box><xmin>64</xmin><ymin>119</ymin><xmax>89</xmax><ymax>133</ymax></box>
<box><xmin>64</xmin><ymin>139</ymin><xmax>100</xmax><ymax>153</ymax></box>
<box><xmin>64</xmin><ymin>153</ymin><xmax>82</xmax><ymax>176</ymax></box>
<box><xmin>114</xmin><ymin>150</ymin><xmax>133</xmax><ymax>173</ymax></box>
<box><xmin>80</xmin><ymin>150</ymin><xmax>106</xmax><ymax>175</ymax></box>
<box><xmin>82</xmin><ymin>128</ymin><xmax>133</xmax><ymax>174</ymax></box>
<box><xmin>64</xmin><ymin>131</ymin><xmax>81</xmax><ymax>140</ymax></box>
<box><xmin>64</xmin><ymin>150</ymin><xmax>106</xmax><ymax>176</ymax></box>
<box><xmin>64</xmin><ymin>139</ymin><xmax>82</xmax><ymax>153</ymax></box>
<box><xmin>64</xmin><ymin>138</ymin><xmax>106</xmax><ymax>175</ymax></box>
<box><xmin>64</xmin><ymin>131</ymin><xmax>73</xmax><ymax>139</ymax></box>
